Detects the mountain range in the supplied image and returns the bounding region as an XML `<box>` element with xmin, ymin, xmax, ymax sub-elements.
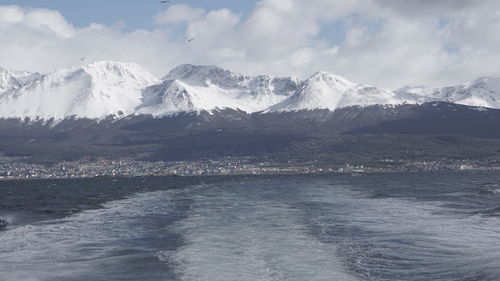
<box><xmin>1</xmin><ymin>60</ymin><xmax>500</xmax><ymax>120</ymax></box>
<box><xmin>2</xmin><ymin>61</ymin><xmax>500</xmax><ymax>165</ymax></box>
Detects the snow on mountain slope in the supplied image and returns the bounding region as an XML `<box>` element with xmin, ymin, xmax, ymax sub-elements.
<box><xmin>138</xmin><ymin>80</ymin><xmax>218</xmax><ymax>115</ymax></box>
<box><xmin>165</xmin><ymin>65</ymin><xmax>500</xmax><ymax>113</ymax></box>
<box><xmin>137</xmin><ymin>78</ymin><xmax>293</xmax><ymax>115</ymax></box>
<box><xmin>138</xmin><ymin>64</ymin><xmax>300</xmax><ymax>115</ymax></box>
<box><xmin>0</xmin><ymin>68</ymin><xmax>41</xmax><ymax>95</ymax></box>
<box><xmin>0</xmin><ymin>61</ymin><xmax>159</xmax><ymax>120</ymax></box>
<box><xmin>163</xmin><ymin>64</ymin><xmax>246</xmax><ymax>88</ymax></box>
<box><xmin>394</xmin><ymin>77</ymin><xmax>500</xmax><ymax>109</ymax></box>
<box><xmin>165</xmin><ymin>64</ymin><xmax>300</xmax><ymax>95</ymax></box>
<box><xmin>2</xmin><ymin>61</ymin><xmax>500</xmax><ymax>120</ymax></box>
<box><xmin>412</xmin><ymin>77</ymin><xmax>500</xmax><ymax>108</ymax></box>
<box><xmin>268</xmin><ymin>72</ymin><xmax>406</xmax><ymax>112</ymax></box>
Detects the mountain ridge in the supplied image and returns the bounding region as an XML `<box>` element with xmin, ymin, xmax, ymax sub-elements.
<box><xmin>1</xmin><ymin>61</ymin><xmax>500</xmax><ymax>120</ymax></box>
<box><xmin>0</xmin><ymin>67</ymin><xmax>41</xmax><ymax>95</ymax></box>
<box><xmin>0</xmin><ymin>61</ymin><xmax>159</xmax><ymax>120</ymax></box>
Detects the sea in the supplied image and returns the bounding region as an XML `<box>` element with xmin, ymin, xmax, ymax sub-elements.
<box><xmin>1</xmin><ymin>171</ymin><xmax>500</xmax><ymax>281</ymax></box>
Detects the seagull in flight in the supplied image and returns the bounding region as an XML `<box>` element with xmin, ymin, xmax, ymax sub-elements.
<box><xmin>160</xmin><ymin>0</ymin><xmax>170</xmax><ymax>3</ymax></box>
<box><xmin>80</xmin><ymin>57</ymin><xmax>86</xmax><ymax>62</ymax></box>
<box><xmin>187</xmin><ymin>38</ymin><xmax>195</xmax><ymax>42</ymax></box>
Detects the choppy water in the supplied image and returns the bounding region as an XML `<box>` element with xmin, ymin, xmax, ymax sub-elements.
<box><xmin>1</xmin><ymin>172</ymin><xmax>500</xmax><ymax>280</ymax></box>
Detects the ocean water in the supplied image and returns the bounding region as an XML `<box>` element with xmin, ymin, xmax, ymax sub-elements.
<box><xmin>1</xmin><ymin>172</ymin><xmax>500</xmax><ymax>280</ymax></box>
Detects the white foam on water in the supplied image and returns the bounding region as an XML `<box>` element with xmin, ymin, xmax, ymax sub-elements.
<box><xmin>0</xmin><ymin>212</ymin><xmax>18</xmax><ymax>225</ymax></box>
<box><xmin>299</xmin><ymin>182</ymin><xmax>500</xmax><ymax>280</ymax></box>
<box><xmin>159</xmin><ymin>185</ymin><xmax>358</xmax><ymax>281</ymax></box>
<box><xmin>0</xmin><ymin>190</ymin><xmax>177</xmax><ymax>281</ymax></box>
<box><xmin>4</xmin><ymin>177</ymin><xmax>499</xmax><ymax>281</ymax></box>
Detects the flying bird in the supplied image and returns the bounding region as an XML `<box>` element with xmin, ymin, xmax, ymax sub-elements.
<box><xmin>160</xmin><ymin>0</ymin><xmax>170</xmax><ymax>3</ymax></box>
<box><xmin>80</xmin><ymin>57</ymin><xmax>86</xmax><ymax>62</ymax></box>
<box><xmin>187</xmin><ymin>38</ymin><xmax>195</xmax><ymax>42</ymax></box>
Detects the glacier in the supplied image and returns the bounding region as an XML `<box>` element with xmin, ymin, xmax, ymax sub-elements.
<box><xmin>0</xmin><ymin>60</ymin><xmax>500</xmax><ymax>120</ymax></box>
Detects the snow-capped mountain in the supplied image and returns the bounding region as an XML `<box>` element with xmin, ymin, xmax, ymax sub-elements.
<box><xmin>0</xmin><ymin>61</ymin><xmax>159</xmax><ymax>120</ymax></box>
<box><xmin>268</xmin><ymin>72</ymin><xmax>403</xmax><ymax>112</ymax></box>
<box><xmin>2</xmin><ymin>60</ymin><xmax>500</xmax><ymax>120</ymax></box>
<box><xmin>401</xmin><ymin>76</ymin><xmax>500</xmax><ymax>109</ymax></box>
<box><xmin>163</xmin><ymin>64</ymin><xmax>299</xmax><ymax>96</ymax></box>
<box><xmin>0</xmin><ymin>68</ymin><xmax>41</xmax><ymax>95</ymax></box>
<box><xmin>138</xmin><ymin>64</ymin><xmax>300</xmax><ymax>115</ymax></box>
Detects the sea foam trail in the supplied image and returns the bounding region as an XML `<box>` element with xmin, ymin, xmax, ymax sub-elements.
<box><xmin>0</xmin><ymin>190</ymin><xmax>181</xmax><ymax>281</ymax></box>
<box><xmin>295</xmin><ymin>180</ymin><xmax>500</xmax><ymax>281</ymax></box>
<box><xmin>159</xmin><ymin>182</ymin><xmax>358</xmax><ymax>281</ymax></box>
<box><xmin>3</xmin><ymin>175</ymin><xmax>499</xmax><ymax>281</ymax></box>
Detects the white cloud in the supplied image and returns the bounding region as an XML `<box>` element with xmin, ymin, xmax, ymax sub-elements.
<box><xmin>2</xmin><ymin>1</ymin><xmax>500</xmax><ymax>88</ymax></box>
<box><xmin>291</xmin><ymin>48</ymin><xmax>316</xmax><ymax>67</ymax></box>
<box><xmin>154</xmin><ymin>4</ymin><xmax>205</xmax><ymax>24</ymax></box>
<box><xmin>374</xmin><ymin>0</ymin><xmax>497</xmax><ymax>18</ymax></box>
<box><xmin>0</xmin><ymin>5</ymin><xmax>24</xmax><ymax>24</ymax></box>
<box><xmin>186</xmin><ymin>8</ymin><xmax>240</xmax><ymax>40</ymax></box>
<box><xmin>0</xmin><ymin>5</ymin><xmax>74</xmax><ymax>37</ymax></box>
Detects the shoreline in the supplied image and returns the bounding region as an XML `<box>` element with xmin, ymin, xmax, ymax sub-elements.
<box><xmin>1</xmin><ymin>167</ymin><xmax>497</xmax><ymax>182</ymax></box>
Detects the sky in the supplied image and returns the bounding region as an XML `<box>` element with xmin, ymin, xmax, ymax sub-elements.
<box><xmin>0</xmin><ymin>0</ymin><xmax>259</xmax><ymax>30</ymax></box>
<box><xmin>0</xmin><ymin>0</ymin><xmax>499</xmax><ymax>88</ymax></box>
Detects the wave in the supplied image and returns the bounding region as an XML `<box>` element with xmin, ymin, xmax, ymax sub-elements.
<box><xmin>2</xmin><ymin>175</ymin><xmax>500</xmax><ymax>281</ymax></box>
<box><xmin>0</xmin><ymin>190</ymin><xmax>181</xmax><ymax>281</ymax></box>
<box><xmin>296</xmin><ymin>180</ymin><xmax>500</xmax><ymax>280</ymax></box>
<box><xmin>157</xmin><ymin>181</ymin><xmax>357</xmax><ymax>281</ymax></box>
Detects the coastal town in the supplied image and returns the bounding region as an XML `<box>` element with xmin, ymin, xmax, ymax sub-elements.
<box><xmin>0</xmin><ymin>154</ymin><xmax>494</xmax><ymax>180</ymax></box>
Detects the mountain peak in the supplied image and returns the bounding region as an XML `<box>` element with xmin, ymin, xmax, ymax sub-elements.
<box><xmin>81</xmin><ymin>60</ymin><xmax>159</xmax><ymax>86</ymax></box>
<box><xmin>268</xmin><ymin>71</ymin><xmax>357</xmax><ymax>112</ymax></box>
<box><xmin>472</xmin><ymin>75</ymin><xmax>500</xmax><ymax>82</ymax></box>
<box><xmin>469</xmin><ymin>76</ymin><xmax>500</xmax><ymax>91</ymax></box>
<box><xmin>0</xmin><ymin>67</ymin><xmax>41</xmax><ymax>94</ymax></box>
<box><xmin>0</xmin><ymin>61</ymin><xmax>159</xmax><ymax>120</ymax></box>
<box><xmin>307</xmin><ymin>71</ymin><xmax>356</xmax><ymax>89</ymax></box>
<box><xmin>269</xmin><ymin>71</ymin><xmax>403</xmax><ymax>112</ymax></box>
<box><xmin>138</xmin><ymin>79</ymin><xmax>200</xmax><ymax>116</ymax></box>
<box><xmin>3</xmin><ymin>61</ymin><xmax>500</xmax><ymax>120</ymax></box>
<box><xmin>0</xmin><ymin>69</ymin><xmax>19</xmax><ymax>93</ymax></box>
<box><xmin>165</xmin><ymin>64</ymin><xmax>226</xmax><ymax>78</ymax></box>
<box><xmin>163</xmin><ymin>64</ymin><xmax>247</xmax><ymax>89</ymax></box>
<box><xmin>83</xmin><ymin>60</ymin><xmax>144</xmax><ymax>72</ymax></box>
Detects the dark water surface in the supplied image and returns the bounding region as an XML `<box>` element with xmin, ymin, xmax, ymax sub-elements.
<box><xmin>1</xmin><ymin>172</ymin><xmax>500</xmax><ymax>280</ymax></box>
